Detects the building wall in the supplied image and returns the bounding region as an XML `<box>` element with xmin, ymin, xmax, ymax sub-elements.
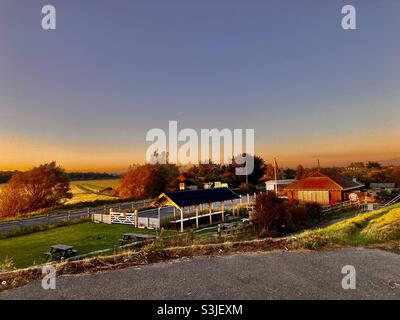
<box><xmin>287</xmin><ymin>190</ymin><xmax>343</xmax><ymax>205</ymax></box>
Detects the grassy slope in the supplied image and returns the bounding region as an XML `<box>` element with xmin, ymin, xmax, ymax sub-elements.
<box><xmin>0</xmin><ymin>222</ymin><xmax>165</xmax><ymax>269</ymax></box>
<box><xmin>299</xmin><ymin>203</ymin><xmax>400</xmax><ymax>247</ymax></box>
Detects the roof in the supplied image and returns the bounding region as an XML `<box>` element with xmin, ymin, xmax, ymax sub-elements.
<box><xmin>285</xmin><ymin>171</ymin><xmax>364</xmax><ymax>191</ymax></box>
<box><xmin>153</xmin><ymin>188</ymin><xmax>240</xmax><ymax>209</ymax></box>
<box><xmin>265</xmin><ymin>179</ymin><xmax>297</xmax><ymax>185</ymax></box>
<box><xmin>370</xmin><ymin>183</ymin><xmax>396</xmax><ymax>188</ymax></box>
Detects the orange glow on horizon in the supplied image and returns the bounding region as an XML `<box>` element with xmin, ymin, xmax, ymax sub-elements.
<box><xmin>0</xmin><ymin>124</ymin><xmax>399</xmax><ymax>172</ymax></box>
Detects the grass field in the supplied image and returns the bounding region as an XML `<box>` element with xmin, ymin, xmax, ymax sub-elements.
<box><xmin>0</xmin><ymin>221</ymin><xmax>168</xmax><ymax>269</ymax></box>
<box><xmin>66</xmin><ymin>179</ymin><xmax>121</xmax><ymax>204</ymax></box>
<box><xmin>299</xmin><ymin>203</ymin><xmax>400</xmax><ymax>248</ymax></box>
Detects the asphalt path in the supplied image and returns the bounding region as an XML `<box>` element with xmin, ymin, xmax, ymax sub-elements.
<box><xmin>0</xmin><ymin>199</ymin><xmax>153</xmax><ymax>233</ymax></box>
<box><xmin>1</xmin><ymin>248</ymin><xmax>399</xmax><ymax>300</ymax></box>
<box><xmin>0</xmin><ymin>196</ymin><xmax>253</xmax><ymax>233</ymax></box>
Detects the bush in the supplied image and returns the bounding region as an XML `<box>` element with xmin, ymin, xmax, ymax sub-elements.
<box><xmin>238</xmin><ymin>183</ymin><xmax>256</xmax><ymax>192</ymax></box>
<box><xmin>253</xmin><ymin>193</ymin><xmax>317</xmax><ymax>236</ymax></box>
<box><xmin>0</xmin><ymin>257</ymin><xmax>16</xmax><ymax>272</ymax></box>
<box><xmin>298</xmin><ymin>233</ymin><xmax>330</xmax><ymax>250</ymax></box>
<box><xmin>253</xmin><ymin>192</ymin><xmax>293</xmax><ymax>236</ymax></box>
<box><xmin>305</xmin><ymin>202</ymin><xmax>323</xmax><ymax>220</ymax></box>
<box><xmin>139</xmin><ymin>242</ymin><xmax>168</xmax><ymax>262</ymax></box>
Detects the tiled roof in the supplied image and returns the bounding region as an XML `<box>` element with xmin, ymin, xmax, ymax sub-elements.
<box><xmin>285</xmin><ymin>171</ymin><xmax>363</xmax><ymax>191</ymax></box>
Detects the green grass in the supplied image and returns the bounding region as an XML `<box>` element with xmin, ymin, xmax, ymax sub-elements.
<box><xmin>299</xmin><ymin>203</ymin><xmax>400</xmax><ymax>248</ymax></box>
<box><xmin>0</xmin><ymin>221</ymin><xmax>170</xmax><ymax>269</ymax></box>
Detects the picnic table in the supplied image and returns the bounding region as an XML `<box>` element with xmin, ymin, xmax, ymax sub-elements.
<box><xmin>119</xmin><ymin>233</ymin><xmax>157</xmax><ymax>246</ymax></box>
<box><xmin>43</xmin><ymin>244</ymin><xmax>78</xmax><ymax>262</ymax></box>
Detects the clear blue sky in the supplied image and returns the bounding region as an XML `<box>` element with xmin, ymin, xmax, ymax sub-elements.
<box><xmin>0</xmin><ymin>0</ymin><xmax>399</xmax><ymax>171</ymax></box>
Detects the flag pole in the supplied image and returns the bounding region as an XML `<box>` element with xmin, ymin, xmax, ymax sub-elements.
<box><xmin>274</xmin><ymin>157</ymin><xmax>278</xmax><ymax>196</ymax></box>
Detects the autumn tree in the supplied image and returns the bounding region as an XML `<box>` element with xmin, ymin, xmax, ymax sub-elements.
<box><xmin>119</xmin><ymin>163</ymin><xmax>179</xmax><ymax>199</ymax></box>
<box><xmin>0</xmin><ymin>162</ymin><xmax>71</xmax><ymax>218</ymax></box>
<box><xmin>252</xmin><ymin>192</ymin><xmax>292</xmax><ymax>236</ymax></box>
<box><xmin>252</xmin><ymin>192</ymin><xmax>314</xmax><ymax>236</ymax></box>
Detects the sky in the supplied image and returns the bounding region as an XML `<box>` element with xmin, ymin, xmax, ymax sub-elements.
<box><xmin>0</xmin><ymin>0</ymin><xmax>399</xmax><ymax>172</ymax></box>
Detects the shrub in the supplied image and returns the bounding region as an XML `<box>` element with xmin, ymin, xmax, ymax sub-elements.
<box><xmin>298</xmin><ymin>233</ymin><xmax>330</xmax><ymax>250</ymax></box>
<box><xmin>253</xmin><ymin>193</ymin><xmax>320</xmax><ymax>236</ymax></box>
<box><xmin>305</xmin><ymin>202</ymin><xmax>323</xmax><ymax>220</ymax></box>
<box><xmin>253</xmin><ymin>192</ymin><xmax>293</xmax><ymax>236</ymax></box>
<box><xmin>139</xmin><ymin>242</ymin><xmax>168</xmax><ymax>262</ymax></box>
<box><xmin>0</xmin><ymin>257</ymin><xmax>16</xmax><ymax>272</ymax></box>
<box><xmin>238</xmin><ymin>183</ymin><xmax>256</xmax><ymax>192</ymax></box>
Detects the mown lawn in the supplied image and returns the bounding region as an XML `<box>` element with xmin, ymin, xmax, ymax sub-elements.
<box><xmin>0</xmin><ymin>222</ymin><xmax>170</xmax><ymax>269</ymax></box>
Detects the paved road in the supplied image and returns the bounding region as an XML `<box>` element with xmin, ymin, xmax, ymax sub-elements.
<box><xmin>1</xmin><ymin>248</ymin><xmax>399</xmax><ymax>299</ymax></box>
<box><xmin>0</xmin><ymin>199</ymin><xmax>153</xmax><ymax>233</ymax></box>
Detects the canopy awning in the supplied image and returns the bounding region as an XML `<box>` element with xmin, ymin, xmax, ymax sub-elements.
<box><xmin>153</xmin><ymin>188</ymin><xmax>240</xmax><ymax>209</ymax></box>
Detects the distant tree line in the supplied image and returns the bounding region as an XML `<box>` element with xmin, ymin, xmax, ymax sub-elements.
<box><xmin>67</xmin><ymin>172</ymin><xmax>120</xmax><ymax>181</ymax></box>
<box><xmin>0</xmin><ymin>171</ymin><xmax>120</xmax><ymax>184</ymax></box>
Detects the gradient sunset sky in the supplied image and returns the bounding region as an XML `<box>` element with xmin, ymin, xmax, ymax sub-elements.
<box><xmin>0</xmin><ymin>0</ymin><xmax>399</xmax><ymax>172</ymax></box>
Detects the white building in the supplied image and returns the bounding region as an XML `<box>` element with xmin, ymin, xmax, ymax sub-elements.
<box><xmin>265</xmin><ymin>179</ymin><xmax>297</xmax><ymax>192</ymax></box>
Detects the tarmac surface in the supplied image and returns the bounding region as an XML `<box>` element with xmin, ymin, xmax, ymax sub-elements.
<box><xmin>1</xmin><ymin>247</ymin><xmax>399</xmax><ymax>300</ymax></box>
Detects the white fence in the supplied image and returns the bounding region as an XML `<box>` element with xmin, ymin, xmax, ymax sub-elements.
<box><xmin>321</xmin><ymin>200</ymin><xmax>357</xmax><ymax>213</ymax></box>
<box><xmin>110</xmin><ymin>211</ymin><xmax>136</xmax><ymax>225</ymax></box>
<box><xmin>137</xmin><ymin>217</ymin><xmax>160</xmax><ymax>229</ymax></box>
<box><xmin>110</xmin><ymin>210</ymin><xmax>160</xmax><ymax>229</ymax></box>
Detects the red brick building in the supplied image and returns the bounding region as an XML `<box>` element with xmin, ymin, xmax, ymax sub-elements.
<box><xmin>285</xmin><ymin>171</ymin><xmax>364</xmax><ymax>205</ymax></box>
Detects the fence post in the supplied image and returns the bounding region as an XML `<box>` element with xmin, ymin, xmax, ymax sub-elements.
<box><xmin>195</xmin><ymin>206</ymin><xmax>199</xmax><ymax>228</ymax></box>
<box><xmin>158</xmin><ymin>207</ymin><xmax>161</xmax><ymax>230</ymax></box>
<box><xmin>68</xmin><ymin>211</ymin><xmax>71</xmax><ymax>220</ymax></box>
<box><xmin>134</xmin><ymin>209</ymin><xmax>138</xmax><ymax>227</ymax></box>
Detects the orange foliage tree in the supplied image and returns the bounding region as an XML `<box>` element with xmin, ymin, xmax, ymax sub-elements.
<box><xmin>0</xmin><ymin>162</ymin><xmax>71</xmax><ymax>218</ymax></box>
<box><xmin>119</xmin><ymin>164</ymin><xmax>179</xmax><ymax>199</ymax></box>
